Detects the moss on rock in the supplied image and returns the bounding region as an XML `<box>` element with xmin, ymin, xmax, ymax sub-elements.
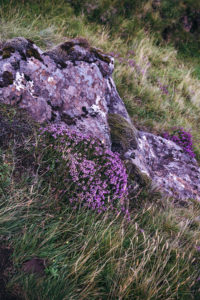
<box><xmin>107</xmin><ymin>113</ymin><xmax>138</xmax><ymax>154</ymax></box>
<box><xmin>61</xmin><ymin>38</ymin><xmax>90</xmax><ymax>52</ymax></box>
<box><xmin>124</xmin><ymin>159</ymin><xmax>151</xmax><ymax>187</ymax></box>
<box><xmin>26</xmin><ymin>47</ymin><xmax>43</xmax><ymax>62</ymax></box>
<box><xmin>90</xmin><ymin>47</ymin><xmax>112</xmax><ymax>64</ymax></box>
<box><xmin>2</xmin><ymin>46</ymin><xmax>15</xmax><ymax>59</ymax></box>
<box><xmin>2</xmin><ymin>71</ymin><xmax>14</xmax><ymax>86</ymax></box>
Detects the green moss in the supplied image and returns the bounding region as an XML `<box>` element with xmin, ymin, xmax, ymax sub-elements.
<box><xmin>26</xmin><ymin>47</ymin><xmax>43</xmax><ymax>62</ymax></box>
<box><xmin>107</xmin><ymin>113</ymin><xmax>137</xmax><ymax>154</ymax></box>
<box><xmin>107</xmin><ymin>112</ymin><xmax>152</xmax><ymax>192</ymax></box>
<box><xmin>2</xmin><ymin>51</ymin><xmax>12</xmax><ymax>59</ymax></box>
<box><xmin>75</xmin><ymin>37</ymin><xmax>90</xmax><ymax>48</ymax></box>
<box><xmin>60</xmin><ymin>41</ymin><xmax>75</xmax><ymax>52</ymax></box>
<box><xmin>60</xmin><ymin>38</ymin><xmax>90</xmax><ymax>54</ymax></box>
<box><xmin>125</xmin><ymin>160</ymin><xmax>151</xmax><ymax>187</ymax></box>
<box><xmin>67</xmin><ymin>46</ymin><xmax>75</xmax><ymax>54</ymax></box>
<box><xmin>2</xmin><ymin>46</ymin><xmax>15</xmax><ymax>59</ymax></box>
<box><xmin>0</xmin><ymin>103</ymin><xmax>39</xmax><ymax>127</ymax></box>
<box><xmin>91</xmin><ymin>47</ymin><xmax>111</xmax><ymax>63</ymax></box>
<box><xmin>107</xmin><ymin>113</ymin><xmax>152</xmax><ymax>188</ymax></box>
<box><xmin>26</xmin><ymin>38</ymin><xmax>34</xmax><ymax>45</ymax></box>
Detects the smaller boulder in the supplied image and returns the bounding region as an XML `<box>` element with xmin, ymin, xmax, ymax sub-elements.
<box><xmin>22</xmin><ymin>258</ymin><xmax>46</xmax><ymax>276</ymax></box>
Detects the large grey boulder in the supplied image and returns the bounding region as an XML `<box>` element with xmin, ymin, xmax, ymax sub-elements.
<box><xmin>0</xmin><ymin>37</ymin><xmax>199</xmax><ymax>202</ymax></box>
<box><xmin>0</xmin><ymin>37</ymin><xmax>132</xmax><ymax>148</ymax></box>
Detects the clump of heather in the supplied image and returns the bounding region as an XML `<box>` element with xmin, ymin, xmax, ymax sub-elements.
<box><xmin>162</xmin><ymin>127</ymin><xmax>195</xmax><ymax>158</ymax></box>
<box><xmin>38</xmin><ymin>124</ymin><xmax>130</xmax><ymax>220</ymax></box>
<box><xmin>157</xmin><ymin>79</ymin><xmax>169</xmax><ymax>95</ymax></box>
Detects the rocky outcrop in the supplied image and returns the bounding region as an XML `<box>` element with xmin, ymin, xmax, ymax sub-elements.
<box><xmin>0</xmin><ymin>37</ymin><xmax>199</xmax><ymax>202</ymax></box>
<box><xmin>0</xmin><ymin>37</ymin><xmax>132</xmax><ymax>148</ymax></box>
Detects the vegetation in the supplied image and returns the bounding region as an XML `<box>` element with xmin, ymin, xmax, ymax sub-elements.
<box><xmin>0</xmin><ymin>0</ymin><xmax>200</xmax><ymax>299</ymax></box>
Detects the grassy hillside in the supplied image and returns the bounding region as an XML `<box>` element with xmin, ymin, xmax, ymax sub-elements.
<box><xmin>0</xmin><ymin>1</ymin><xmax>200</xmax><ymax>299</ymax></box>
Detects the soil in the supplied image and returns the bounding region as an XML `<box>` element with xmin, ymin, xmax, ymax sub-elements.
<box><xmin>0</xmin><ymin>246</ymin><xmax>22</xmax><ymax>300</ymax></box>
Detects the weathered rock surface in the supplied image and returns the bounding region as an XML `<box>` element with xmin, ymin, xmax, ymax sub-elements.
<box><xmin>0</xmin><ymin>37</ymin><xmax>199</xmax><ymax>202</ymax></box>
<box><xmin>0</xmin><ymin>37</ymin><xmax>131</xmax><ymax>148</ymax></box>
<box><xmin>126</xmin><ymin>132</ymin><xmax>200</xmax><ymax>202</ymax></box>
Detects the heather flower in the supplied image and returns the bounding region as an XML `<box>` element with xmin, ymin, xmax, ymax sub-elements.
<box><xmin>162</xmin><ymin>127</ymin><xmax>195</xmax><ymax>158</ymax></box>
<box><xmin>128</xmin><ymin>59</ymin><xmax>135</xmax><ymax>67</ymax></box>
<box><xmin>127</xmin><ymin>50</ymin><xmax>135</xmax><ymax>56</ymax></box>
<box><xmin>158</xmin><ymin>80</ymin><xmax>169</xmax><ymax>95</ymax></box>
<box><xmin>38</xmin><ymin>124</ymin><xmax>130</xmax><ymax>218</ymax></box>
<box><xmin>108</xmin><ymin>51</ymin><xmax>115</xmax><ymax>57</ymax></box>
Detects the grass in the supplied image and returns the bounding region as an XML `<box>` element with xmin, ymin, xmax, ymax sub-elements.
<box><xmin>1</xmin><ymin>178</ymin><xmax>200</xmax><ymax>299</ymax></box>
<box><xmin>0</xmin><ymin>1</ymin><xmax>200</xmax><ymax>299</ymax></box>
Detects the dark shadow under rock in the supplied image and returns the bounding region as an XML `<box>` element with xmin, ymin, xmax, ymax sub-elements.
<box><xmin>0</xmin><ymin>245</ymin><xmax>23</xmax><ymax>300</ymax></box>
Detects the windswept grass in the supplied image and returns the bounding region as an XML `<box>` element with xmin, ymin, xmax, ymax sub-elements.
<box><xmin>1</xmin><ymin>181</ymin><xmax>200</xmax><ymax>299</ymax></box>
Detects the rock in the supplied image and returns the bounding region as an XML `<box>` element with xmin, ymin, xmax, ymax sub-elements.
<box><xmin>0</xmin><ymin>37</ymin><xmax>200</xmax><ymax>203</ymax></box>
<box><xmin>131</xmin><ymin>131</ymin><xmax>200</xmax><ymax>202</ymax></box>
<box><xmin>0</xmin><ymin>37</ymin><xmax>119</xmax><ymax>147</ymax></box>
<box><xmin>22</xmin><ymin>258</ymin><xmax>46</xmax><ymax>275</ymax></box>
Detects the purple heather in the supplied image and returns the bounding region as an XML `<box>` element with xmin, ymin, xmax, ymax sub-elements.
<box><xmin>39</xmin><ymin>124</ymin><xmax>130</xmax><ymax>219</ymax></box>
<box><xmin>163</xmin><ymin>128</ymin><xmax>195</xmax><ymax>158</ymax></box>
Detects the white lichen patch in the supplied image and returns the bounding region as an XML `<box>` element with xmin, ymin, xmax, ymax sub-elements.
<box><xmin>13</xmin><ymin>72</ymin><xmax>25</xmax><ymax>91</ymax></box>
<box><xmin>106</xmin><ymin>78</ymin><xmax>112</xmax><ymax>92</ymax></box>
<box><xmin>34</xmin><ymin>45</ymin><xmax>43</xmax><ymax>55</ymax></box>
<box><xmin>107</xmin><ymin>78</ymin><xmax>114</xmax><ymax>91</ymax></box>
<box><xmin>109</xmin><ymin>57</ymin><xmax>114</xmax><ymax>72</ymax></box>
<box><xmin>110</xmin><ymin>57</ymin><xmax>114</xmax><ymax>65</ymax></box>
<box><xmin>138</xmin><ymin>135</ymin><xmax>147</xmax><ymax>150</ymax></box>
<box><xmin>150</xmin><ymin>147</ymin><xmax>156</xmax><ymax>158</ymax></box>
<box><xmin>13</xmin><ymin>71</ymin><xmax>35</xmax><ymax>96</ymax></box>
<box><xmin>47</xmin><ymin>76</ymin><xmax>54</xmax><ymax>83</ymax></box>
<box><xmin>90</xmin><ymin>95</ymin><xmax>107</xmax><ymax>118</ymax></box>
<box><xmin>26</xmin><ymin>80</ymin><xmax>35</xmax><ymax>97</ymax></box>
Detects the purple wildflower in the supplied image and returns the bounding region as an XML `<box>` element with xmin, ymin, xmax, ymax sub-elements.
<box><xmin>39</xmin><ymin>124</ymin><xmax>130</xmax><ymax>219</ymax></box>
<box><xmin>162</xmin><ymin>127</ymin><xmax>195</xmax><ymax>158</ymax></box>
<box><xmin>158</xmin><ymin>80</ymin><xmax>169</xmax><ymax>95</ymax></box>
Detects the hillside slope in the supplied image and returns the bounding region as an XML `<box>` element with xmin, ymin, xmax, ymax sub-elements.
<box><xmin>0</xmin><ymin>1</ymin><xmax>200</xmax><ymax>299</ymax></box>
